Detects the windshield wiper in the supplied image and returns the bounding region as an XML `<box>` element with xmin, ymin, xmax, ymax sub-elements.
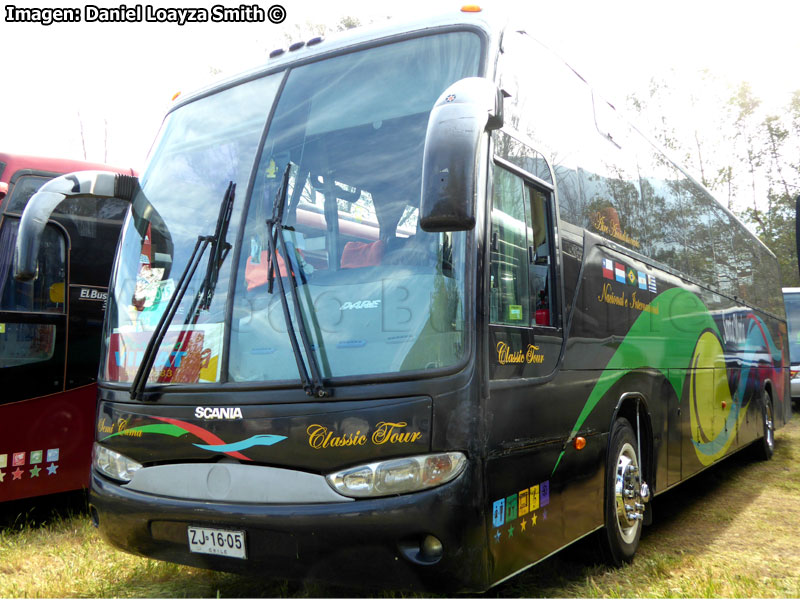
<box><xmin>188</xmin><ymin>181</ymin><xmax>235</xmax><ymax>320</ymax></box>
<box><xmin>129</xmin><ymin>182</ymin><xmax>236</xmax><ymax>401</ymax></box>
<box><xmin>266</xmin><ymin>164</ymin><xmax>330</xmax><ymax>398</ymax></box>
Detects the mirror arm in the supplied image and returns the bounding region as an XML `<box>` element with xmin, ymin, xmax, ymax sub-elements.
<box><xmin>14</xmin><ymin>170</ymin><xmax>139</xmax><ymax>281</ymax></box>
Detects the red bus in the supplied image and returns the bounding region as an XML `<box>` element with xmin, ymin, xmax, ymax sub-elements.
<box><xmin>0</xmin><ymin>153</ymin><xmax>134</xmax><ymax>502</ymax></box>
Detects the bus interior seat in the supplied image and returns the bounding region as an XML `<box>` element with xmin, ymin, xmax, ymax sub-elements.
<box><xmin>245</xmin><ymin>247</ymin><xmax>308</xmax><ymax>290</ymax></box>
<box><xmin>340</xmin><ymin>239</ymin><xmax>385</xmax><ymax>268</ymax></box>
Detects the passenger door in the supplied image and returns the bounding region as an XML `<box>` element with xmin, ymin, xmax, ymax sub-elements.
<box><xmin>489</xmin><ymin>157</ymin><xmax>562</xmax><ymax>380</ymax></box>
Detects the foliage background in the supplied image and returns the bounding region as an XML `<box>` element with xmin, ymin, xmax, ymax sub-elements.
<box><xmin>626</xmin><ymin>73</ymin><xmax>800</xmax><ymax>287</ymax></box>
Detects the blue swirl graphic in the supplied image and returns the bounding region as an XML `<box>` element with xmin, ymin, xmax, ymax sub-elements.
<box><xmin>193</xmin><ymin>434</ymin><xmax>287</xmax><ymax>452</ymax></box>
<box><xmin>693</xmin><ymin>315</ymin><xmax>777</xmax><ymax>457</ymax></box>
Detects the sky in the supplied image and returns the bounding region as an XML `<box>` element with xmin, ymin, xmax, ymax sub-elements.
<box><xmin>3</xmin><ymin>0</ymin><xmax>800</xmax><ymax>173</ymax></box>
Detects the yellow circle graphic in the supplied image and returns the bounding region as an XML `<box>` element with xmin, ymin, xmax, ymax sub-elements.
<box><xmin>689</xmin><ymin>330</ymin><xmax>734</xmax><ymax>465</ymax></box>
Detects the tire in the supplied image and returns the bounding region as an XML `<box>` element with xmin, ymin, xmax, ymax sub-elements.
<box><xmin>599</xmin><ymin>418</ymin><xmax>643</xmax><ymax>566</ymax></box>
<box><xmin>753</xmin><ymin>389</ymin><xmax>775</xmax><ymax>461</ymax></box>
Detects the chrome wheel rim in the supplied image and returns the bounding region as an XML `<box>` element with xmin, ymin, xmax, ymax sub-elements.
<box><xmin>614</xmin><ymin>441</ymin><xmax>641</xmax><ymax>544</ymax></box>
<box><xmin>765</xmin><ymin>400</ymin><xmax>774</xmax><ymax>452</ymax></box>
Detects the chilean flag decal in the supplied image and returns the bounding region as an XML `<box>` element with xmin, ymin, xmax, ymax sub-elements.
<box><xmin>602</xmin><ymin>258</ymin><xmax>614</xmax><ymax>280</ymax></box>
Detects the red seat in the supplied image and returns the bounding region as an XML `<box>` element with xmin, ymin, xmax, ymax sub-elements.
<box><xmin>245</xmin><ymin>251</ymin><xmax>293</xmax><ymax>290</ymax></box>
<box><xmin>340</xmin><ymin>240</ymin><xmax>384</xmax><ymax>269</ymax></box>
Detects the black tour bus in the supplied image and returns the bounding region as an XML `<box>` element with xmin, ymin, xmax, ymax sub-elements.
<box><xmin>14</xmin><ymin>7</ymin><xmax>790</xmax><ymax>592</ymax></box>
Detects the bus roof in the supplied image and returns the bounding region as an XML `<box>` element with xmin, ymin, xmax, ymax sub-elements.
<box><xmin>0</xmin><ymin>152</ymin><xmax>135</xmax><ymax>184</ymax></box>
<box><xmin>170</xmin><ymin>6</ymin><xmax>503</xmax><ymax>113</ymax></box>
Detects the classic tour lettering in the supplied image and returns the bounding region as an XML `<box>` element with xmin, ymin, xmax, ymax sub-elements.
<box><xmin>306</xmin><ymin>421</ymin><xmax>422</xmax><ymax>450</ymax></box>
<box><xmin>307</xmin><ymin>425</ymin><xmax>368</xmax><ymax>449</ymax></box>
<box><xmin>496</xmin><ymin>342</ymin><xmax>544</xmax><ymax>365</ymax></box>
<box><xmin>371</xmin><ymin>421</ymin><xmax>423</xmax><ymax>445</ymax></box>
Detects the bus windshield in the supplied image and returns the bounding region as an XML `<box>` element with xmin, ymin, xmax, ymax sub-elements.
<box><xmin>103</xmin><ymin>31</ymin><xmax>481</xmax><ymax>386</ymax></box>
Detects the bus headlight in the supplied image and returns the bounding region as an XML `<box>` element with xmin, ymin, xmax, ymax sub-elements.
<box><xmin>92</xmin><ymin>443</ymin><xmax>142</xmax><ymax>482</ymax></box>
<box><xmin>326</xmin><ymin>452</ymin><xmax>466</xmax><ymax>498</ymax></box>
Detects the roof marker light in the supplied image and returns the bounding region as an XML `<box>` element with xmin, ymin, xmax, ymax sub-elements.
<box><xmin>307</xmin><ymin>36</ymin><xmax>323</xmax><ymax>46</ymax></box>
<box><xmin>269</xmin><ymin>48</ymin><xmax>285</xmax><ymax>58</ymax></box>
<box><xmin>171</xmin><ymin>91</ymin><xmax>181</xmax><ymax>101</ymax></box>
<box><xmin>289</xmin><ymin>41</ymin><xmax>305</xmax><ymax>51</ymax></box>
<box><xmin>461</xmin><ymin>5</ymin><xmax>482</xmax><ymax>12</ymax></box>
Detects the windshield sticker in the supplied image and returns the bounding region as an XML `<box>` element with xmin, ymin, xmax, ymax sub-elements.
<box><xmin>339</xmin><ymin>300</ymin><xmax>381</xmax><ymax>311</ymax></box>
<box><xmin>99</xmin><ymin>415</ymin><xmax>286</xmax><ymax>461</ymax></box>
<box><xmin>107</xmin><ymin>323</ymin><xmax>223</xmax><ymax>383</ymax></box>
<box><xmin>133</xmin><ymin>268</ymin><xmax>166</xmax><ymax>309</ymax></box>
<box><xmin>307</xmin><ymin>420</ymin><xmax>423</xmax><ymax>450</ymax></box>
<box><xmin>265</xmin><ymin>157</ymin><xmax>279</xmax><ymax>179</ymax></box>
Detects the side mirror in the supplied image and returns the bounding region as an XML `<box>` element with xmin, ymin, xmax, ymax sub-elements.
<box><xmin>420</xmin><ymin>77</ymin><xmax>504</xmax><ymax>232</ymax></box>
<box><xmin>14</xmin><ymin>170</ymin><xmax>138</xmax><ymax>281</ymax></box>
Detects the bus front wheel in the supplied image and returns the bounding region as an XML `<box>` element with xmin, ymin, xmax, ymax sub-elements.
<box><xmin>599</xmin><ymin>418</ymin><xmax>644</xmax><ymax>566</ymax></box>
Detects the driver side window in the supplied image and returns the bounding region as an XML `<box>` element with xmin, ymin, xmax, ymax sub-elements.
<box><xmin>490</xmin><ymin>164</ymin><xmax>555</xmax><ymax>328</ymax></box>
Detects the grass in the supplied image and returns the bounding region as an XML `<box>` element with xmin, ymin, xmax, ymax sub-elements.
<box><xmin>2</xmin><ymin>411</ymin><xmax>799</xmax><ymax>597</ymax></box>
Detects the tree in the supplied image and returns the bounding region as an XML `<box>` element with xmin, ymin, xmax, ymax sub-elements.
<box><xmin>627</xmin><ymin>74</ymin><xmax>800</xmax><ymax>288</ymax></box>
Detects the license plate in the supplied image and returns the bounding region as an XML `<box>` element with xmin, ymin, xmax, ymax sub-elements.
<box><xmin>187</xmin><ymin>526</ymin><xmax>247</xmax><ymax>559</ymax></box>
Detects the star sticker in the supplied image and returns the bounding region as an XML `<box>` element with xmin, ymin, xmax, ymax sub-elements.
<box><xmin>494</xmin><ymin>529</ymin><xmax>502</xmax><ymax>543</ymax></box>
<box><xmin>30</xmin><ymin>465</ymin><xmax>41</xmax><ymax>478</ymax></box>
<box><xmin>0</xmin><ymin>470</ymin><xmax>5</xmax><ymax>483</ymax></box>
<box><xmin>12</xmin><ymin>468</ymin><xmax>23</xmax><ymax>480</ymax></box>
<box><xmin>507</xmin><ymin>524</ymin><xmax>514</xmax><ymax>538</ymax></box>
<box><xmin>520</xmin><ymin>518</ymin><xmax>527</xmax><ymax>532</ymax></box>
<box><xmin>47</xmin><ymin>463</ymin><xmax>58</xmax><ymax>475</ymax></box>
<box><xmin>531</xmin><ymin>513</ymin><xmax>538</xmax><ymax>527</ymax></box>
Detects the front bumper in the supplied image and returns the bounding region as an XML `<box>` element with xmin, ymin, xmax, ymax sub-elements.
<box><xmin>89</xmin><ymin>466</ymin><xmax>488</xmax><ymax>592</ymax></box>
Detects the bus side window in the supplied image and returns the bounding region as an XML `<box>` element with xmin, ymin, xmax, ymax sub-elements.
<box><xmin>527</xmin><ymin>186</ymin><xmax>554</xmax><ymax>327</ymax></box>
<box><xmin>0</xmin><ymin>220</ymin><xmax>65</xmax><ymax>313</ymax></box>
<box><xmin>490</xmin><ymin>166</ymin><xmax>529</xmax><ymax>325</ymax></box>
